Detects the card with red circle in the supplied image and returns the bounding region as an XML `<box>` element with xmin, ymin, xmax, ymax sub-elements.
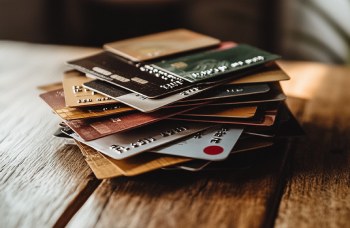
<box><xmin>151</xmin><ymin>125</ymin><xmax>243</xmax><ymax>161</ymax></box>
<box><xmin>69</xmin><ymin>120</ymin><xmax>213</xmax><ymax>160</ymax></box>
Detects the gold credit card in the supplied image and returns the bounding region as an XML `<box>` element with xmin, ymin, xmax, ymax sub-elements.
<box><xmin>181</xmin><ymin>106</ymin><xmax>258</xmax><ymax>119</ymax></box>
<box><xmin>37</xmin><ymin>82</ymin><xmax>63</xmax><ymax>91</ymax></box>
<box><xmin>76</xmin><ymin>141</ymin><xmax>123</xmax><ymax>179</ymax></box>
<box><xmin>104</xmin><ymin>152</ymin><xmax>191</xmax><ymax>176</ymax></box>
<box><xmin>228</xmin><ymin>63</ymin><xmax>290</xmax><ymax>84</ymax></box>
<box><xmin>63</xmin><ymin>70</ymin><xmax>118</xmax><ymax>107</ymax></box>
<box><xmin>40</xmin><ymin>89</ymin><xmax>134</xmax><ymax>120</ymax></box>
<box><xmin>104</xmin><ymin>28</ymin><xmax>220</xmax><ymax>62</ymax></box>
<box><xmin>76</xmin><ymin>141</ymin><xmax>191</xmax><ymax>178</ymax></box>
<box><xmin>172</xmin><ymin>108</ymin><xmax>278</xmax><ymax>127</ymax></box>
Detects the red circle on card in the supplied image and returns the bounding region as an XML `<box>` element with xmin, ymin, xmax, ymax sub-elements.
<box><xmin>203</xmin><ymin>146</ymin><xmax>224</xmax><ymax>155</ymax></box>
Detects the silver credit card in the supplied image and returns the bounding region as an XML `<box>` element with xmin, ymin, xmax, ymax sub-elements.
<box><xmin>83</xmin><ymin>80</ymin><xmax>216</xmax><ymax>112</ymax></box>
<box><xmin>83</xmin><ymin>80</ymin><xmax>268</xmax><ymax>113</ymax></box>
<box><xmin>69</xmin><ymin>120</ymin><xmax>214</xmax><ymax>160</ymax></box>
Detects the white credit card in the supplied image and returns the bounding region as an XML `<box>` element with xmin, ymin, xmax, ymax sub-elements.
<box><xmin>69</xmin><ymin>120</ymin><xmax>214</xmax><ymax>160</ymax></box>
<box><xmin>162</xmin><ymin>135</ymin><xmax>275</xmax><ymax>171</ymax></box>
<box><xmin>152</xmin><ymin>125</ymin><xmax>243</xmax><ymax>161</ymax></box>
<box><xmin>83</xmin><ymin>79</ymin><xmax>217</xmax><ymax>112</ymax></box>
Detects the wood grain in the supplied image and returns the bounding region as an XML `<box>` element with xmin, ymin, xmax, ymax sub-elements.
<box><xmin>67</xmin><ymin>144</ymin><xmax>290</xmax><ymax>228</ymax></box>
<box><xmin>276</xmin><ymin>63</ymin><xmax>350</xmax><ymax>227</ymax></box>
<box><xmin>0</xmin><ymin>41</ymin><xmax>100</xmax><ymax>227</ymax></box>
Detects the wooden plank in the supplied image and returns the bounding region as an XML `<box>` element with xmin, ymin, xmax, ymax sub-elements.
<box><xmin>0</xmin><ymin>41</ymin><xmax>101</xmax><ymax>227</ymax></box>
<box><xmin>67</xmin><ymin>143</ymin><xmax>290</xmax><ymax>228</ymax></box>
<box><xmin>276</xmin><ymin>63</ymin><xmax>350</xmax><ymax>227</ymax></box>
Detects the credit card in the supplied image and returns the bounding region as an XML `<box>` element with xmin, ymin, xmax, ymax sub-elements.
<box><xmin>182</xmin><ymin>106</ymin><xmax>258</xmax><ymax>119</ymax></box>
<box><xmin>37</xmin><ymin>82</ymin><xmax>63</xmax><ymax>91</ymax></box>
<box><xmin>83</xmin><ymin>78</ymin><xmax>267</xmax><ymax>113</ymax></box>
<box><xmin>178</xmin><ymin>83</ymin><xmax>270</xmax><ymax>102</ymax></box>
<box><xmin>168</xmin><ymin>160</ymin><xmax>211</xmax><ymax>171</ymax></box>
<box><xmin>171</xmin><ymin>111</ymin><xmax>277</xmax><ymax>127</ymax></box>
<box><xmin>53</xmin><ymin>127</ymin><xmax>72</xmax><ymax>139</ymax></box>
<box><xmin>83</xmin><ymin>80</ymin><xmax>216</xmax><ymax>112</ymax></box>
<box><xmin>231</xmin><ymin>135</ymin><xmax>275</xmax><ymax>153</ymax></box>
<box><xmin>152</xmin><ymin>125</ymin><xmax>243</xmax><ymax>161</ymax></box>
<box><xmin>104</xmin><ymin>28</ymin><xmax>220</xmax><ymax>62</ymax></box>
<box><xmin>206</xmin><ymin>83</ymin><xmax>286</xmax><ymax>106</ymax></box>
<box><xmin>146</xmin><ymin>44</ymin><xmax>280</xmax><ymax>83</ymax></box>
<box><xmin>75</xmin><ymin>141</ymin><xmax>124</xmax><ymax>179</ymax></box>
<box><xmin>163</xmin><ymin>135</ymin><xmax>274</xmax><ymax>171</ymax></box>
<box><xmin>76</xmin><ymin>141</ymin><xmax>191</xmax><ymax>178</ymax></box>
<box><xmin>67</xmin><ymin>51</ymin><xmax>193</xmax><ymax>98</ymax></box>
<box><xmin>65</xmin><ymin>105</ymin><xmax>202</xmax><ymax>141</ymax></box>
<box><xmin>63</xmin><ymin>70</ymin><xmax>118</xmax><ymax>107</ymax></box>
<box><xmin>39</xmin><ymin>89</ymin><xmax>134</xmax><ymax>120</ymax></box>
<box><xmin>69</xmin><ymin>120</ymin><xmax>213</xmax><ymax>159</ymax></box>
<box><xmin>227</xmin><ymin>63</ymin><xmax>290</xmax><ymax>84</ymax></box>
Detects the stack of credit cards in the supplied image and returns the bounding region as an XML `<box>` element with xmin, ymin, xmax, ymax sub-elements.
<box><xmin>39</xmin><ymin>29</ymin><xmax>303</xmax><ymax>179</ymax></box>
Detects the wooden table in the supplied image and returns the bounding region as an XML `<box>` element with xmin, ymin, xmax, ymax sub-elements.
<box><xmin>0</xmin><ymin>41</ymin><xmax>349</xmax><ymax>228</ymax></box>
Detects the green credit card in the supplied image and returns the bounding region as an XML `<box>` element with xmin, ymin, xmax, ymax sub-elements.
<box><xmin>146</xmin><ymin>44</ymin><xmax>280</xmax><ymax>83</ymax></box>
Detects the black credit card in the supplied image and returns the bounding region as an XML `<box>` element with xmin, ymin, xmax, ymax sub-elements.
<box><xmin>67</xmin><ymin>51</ymin><xmax>192</xmax><ymax>98</ymax></box>
<box><xmin>83</xmin><ymin>79</ymin><xmax>219</xmax><ymax>112</ymax></box>
<box><xmin>179</xmin><ymin>83</ymin><xmax>270</xmax><ymax>102</ymax></box>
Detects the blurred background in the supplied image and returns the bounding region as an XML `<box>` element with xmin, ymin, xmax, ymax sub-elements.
<box><xmin>0</xmin><ymin>0</ymin><xmax>349</xmax><ymax>64</ymax></box>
